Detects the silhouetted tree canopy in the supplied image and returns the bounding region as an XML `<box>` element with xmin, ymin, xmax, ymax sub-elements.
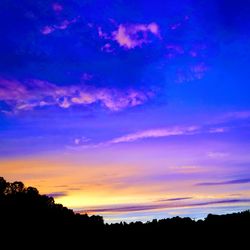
<box><xmin>0</xmin><ymin>177</ymin><xmax>103</xmax><ymax>230</ymax></box>
<box><xmin>0</xmin><ymin>176</ymin><xmax>249</xmax><ymax>248</ymax></box>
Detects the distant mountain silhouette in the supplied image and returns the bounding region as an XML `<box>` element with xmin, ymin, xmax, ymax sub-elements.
<box><xmin>0</xmin><ymin>176</ymin><xmax>249</xmax><ymax>248</ymax></box>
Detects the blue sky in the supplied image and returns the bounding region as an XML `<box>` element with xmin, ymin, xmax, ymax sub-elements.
<box><xmin>0</xmin><ymin>0</ymin><xmax>250</xmax><ymax>222</ymax></box>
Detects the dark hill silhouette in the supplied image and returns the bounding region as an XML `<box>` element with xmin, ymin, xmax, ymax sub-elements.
<box><xmin>0</xmin><ymin>177</ymin><xmax>249</xmax><ymax>248</ymax></box>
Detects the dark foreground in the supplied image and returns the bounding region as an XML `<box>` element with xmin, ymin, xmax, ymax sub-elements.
<box><xmin>0</xmin><ymin>177</ymin><xmax>249</xmax><ymax>248</ymax></box>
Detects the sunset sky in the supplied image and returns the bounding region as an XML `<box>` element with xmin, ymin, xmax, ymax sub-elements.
<box><xmin>1</xmin><ymin>0</ymin><xmax>250</xmax><ymax>222</ymax></box>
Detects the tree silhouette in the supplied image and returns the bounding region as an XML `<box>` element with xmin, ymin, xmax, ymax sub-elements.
<box><xmin>0</xmin><ymin>176</ymin><xmax>249</xmax><ymax>248</ymax></box>
<box><xmin>0</xmin><ymin>177</ymin><xmax>7</xmax><ymax>195</ymax></box>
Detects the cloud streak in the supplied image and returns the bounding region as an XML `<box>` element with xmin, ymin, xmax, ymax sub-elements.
<box><xmin>207</xmin><ymin>152</ymin><xmax>229</xmax><ymax>159</ymax></box>
<box><xmin>72</xmin><ymin>124</ymin><xmax>229</xmax><ymax>149</ymax></box>
<box><xmin>156</xmin><ymin>197</ymin><xmax>192</xmax><ymax>202</ymax></box>
<box><xmin>80</xmin><ymin>199</ymin><xmax>250</xmax><ymax>214</ymax></box>
<box><xmin>108</xmin><ymin>126</ymin><xmax>200</xmax><ymax>144</ymax></box>
<box><xmin>46</xmin><ymin>191</ymin><xmax>67</xmax><ymax>198</ymax></box>
<box><xmin>0</xmin><ymin>78</ymin><xmax>153</xmax><ymax>113</ymax></box>
<box><xmin>196</xmin><ymin>178</ymin><xmax>250</xmax><ymax>186</ymax></box>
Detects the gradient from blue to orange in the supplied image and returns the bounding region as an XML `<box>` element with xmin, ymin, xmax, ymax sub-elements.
<box><xmin>0</xmin><ymin>0</ymin><xmax>250</xmax><ymax>222</ymax></box>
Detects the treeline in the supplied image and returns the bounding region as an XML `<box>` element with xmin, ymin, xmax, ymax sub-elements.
<box><xmin>0</xmin><ymin>177</ymin><xmax>249</xmax><ymax>247</ymax></box>
<box><xmin>0</xmin><ymin>177</ymin><xmax>103</xmax><ymax>228</ymax></box>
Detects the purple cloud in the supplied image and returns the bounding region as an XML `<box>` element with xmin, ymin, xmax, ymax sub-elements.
<box><xmin>41</xmin><ymin>18</ymin><xmax>78</xmax><ymax>35</ymax></box>
<box><xmin>165</xmin><ymin>44</ymin><xmax>184</xmax><ymax>59</ymax></box>
<box><xmin>41</xmin><ymin>26</ymin><xmax>56</xmax><ymax>35</ymax></box>
<box><xmin>52</xmin><ymin>2</ymin><xmax>63</xmax><ymax>13</ymax></box>
<box><xmin>113</xmin><ymin>23</ymin><xmax>160</xmax><ymax>49</ymax></box>
<box><xmin>169</xmin><ymin>15</ymin><xmax>189</xmax><ymax>30</ymax></box>
<box><xmin>0</xmin><ymin>78</ymin><xmax>153</xmax><ymax>113</ymax></box>
<box><xmin>176</xmin><ymin>62</ymin><xmax>208</xmax><ymax>83</ymax></box>
<box><xmin>41</xmin><ymin>2</ymin><xmax>78</xmax><ymax>35</ymax></box>
<box><xmin>101</xmin><ymin>43</ymin><xmax>114</xmax><ymax>53</ymax></box>
<box><xmin>80</xmin><ymin>199</ymin><xmax>250</xmax><ymax>214</ymax></box>
<box><xmin>169</xmin><ymin>23</ymin><xmax>181</xmax><ymax>30</ymax></box>
<box><xmin>98</xmin><ymin>22</ymin><xmax>160</xmax><ymax>50</ymax></box>
<box><xmin>196</xmin><ymin>178</ymin><xmax>250</xmax><ymax>186</ymax></box>
<box><xmin>46</xmin><ymin>191</ymin><xmax>67</xmax><ymax>198</ymax></box>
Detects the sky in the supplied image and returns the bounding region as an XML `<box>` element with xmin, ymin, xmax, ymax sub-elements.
<box><xmin>0</xmin><ymin>0</ymin><xmax>250</xmax><ymax>223</ymax></box>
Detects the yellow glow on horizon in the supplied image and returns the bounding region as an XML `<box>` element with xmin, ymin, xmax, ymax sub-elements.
<box><xmin>1</xmin><ymin>157</ymin><xmax>249</xmax><ymax>212</ymax></box>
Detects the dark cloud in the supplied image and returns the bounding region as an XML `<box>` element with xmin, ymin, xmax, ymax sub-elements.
<box><xmin>196</xmin><ymin>178</ymin><xmax>250</xmax><ymax>186</ymax></box>
<box><xmin>156</xmin><ymin>197</ymin><xmax>192</xmax><ymax>202</ymax></box>
<box><xmin>46</xmin><ymin>191</ymin><xmax>67</xmax><ymax>198</ymax></box>
<box><xmin>68</xmin><ymin>187</ymin><xmax>82</xmax><ymax>191</ymax></box>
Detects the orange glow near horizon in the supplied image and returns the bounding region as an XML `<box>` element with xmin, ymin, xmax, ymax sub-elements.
<box><xmin>1</xmin><ymin>156</ymin><xmax>250</xmax><ymax>219</ymax></box>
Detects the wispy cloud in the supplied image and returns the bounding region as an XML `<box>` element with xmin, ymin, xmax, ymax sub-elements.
<box><xmin>71</xmin><ymin>124</ymin><xmax>228</xmax><ymax>149</ymax></box>
<box><xmin>167</xmin><ymin>165</ymin><xmax>203</xmax><ymax>174</ymax></box>
<box><xmin>209</xmin><ymin>127</ymin><xmax>228</xmax><ymax>133</ymax></box>
<box><xmin>196</xmin><ymin>178</ymin><xmax>250</xmax><ymax>186</ymax></box>
<box><xmin>176</xmin><ymin>62</ymin><xmax>208</xmax><ymax>83</ymax></box>
<box><xmin>74</xmin><ymin>137</ymin><xmax>90</xmax><ymax>145</ymax></box>
<box><xmin>0</xmin><ymin>78</ymin><xmax>153</xmax><ymax>113</ymax></box>
<box><xmin>40</xmin><ymin>2</ymin><xmax>77</xmax><ymax>35</ymax></box>
<box><xmin>165</xmin><ymin>44</ymin><xmax>184</xmax><ymax>59</ymax></box>
<box><xmin>224</xmin><ymin>111</ymin><xmax>250</xmax><ymax>120</ymax></box>
<box><xmin>41</xmin><ymin>18</ymin><xmax>78</xmax><ymax>35</ymax></box>
<box><xmin>108</xmin><ymin>126</ymin><xmax>200</xmax><ymax>144</ymax></box>
<box><xmin>207</xmin><ymin>152</ymin><xmax>229</xmax><ymax>159</ymax></box>
<box><xmin>214</xmin><ymin>111</ymin><xmax>250</xmax><ymax>124</ymax></box>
